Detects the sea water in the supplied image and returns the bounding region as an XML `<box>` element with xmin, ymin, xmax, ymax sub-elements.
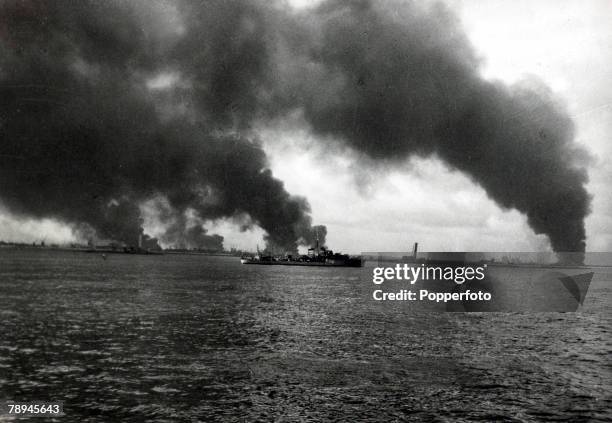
<box><xmin>0</xmin><ymin>249</ymin><xmax>610</xmax><ymax>421</ymax></box>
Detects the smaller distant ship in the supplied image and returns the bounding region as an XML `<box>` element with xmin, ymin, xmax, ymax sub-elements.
<box><xmin>240</xmin><ymin>240</ymin><xmax>362</xmax><ymax>267</ymax></box>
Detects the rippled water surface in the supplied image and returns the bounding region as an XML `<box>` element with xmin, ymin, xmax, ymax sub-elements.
<box><xmin>0</xmin><ymin>249</ymin><xmax>610</xmax><ymax>422</ymax></box>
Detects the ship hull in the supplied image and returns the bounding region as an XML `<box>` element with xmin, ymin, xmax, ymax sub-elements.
<box><xmin>241</xmin><ymin>259</ymin><xmax>362</xmax><ymax>267</ymax></box>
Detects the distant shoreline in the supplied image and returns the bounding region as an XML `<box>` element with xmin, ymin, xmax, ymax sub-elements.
<box><xmin>0</xmin><ymin>245</ymin><xmax>236</xmax><ymax>257</ymax></box>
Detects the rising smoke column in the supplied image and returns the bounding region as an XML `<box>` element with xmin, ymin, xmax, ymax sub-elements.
<box><xmin>331</xmin><ymin>1</ymin><xmax>590</xmax><ymax>253</ymax></box>
<box><xmin>274</xmin><ymin>0</ymin><xmax>591</xmax><ymax>253</ymax></box>
<box><xmin>0</xmin><ymin>0</ymin><xmax>323</xmax><ymax>252</ymax></box>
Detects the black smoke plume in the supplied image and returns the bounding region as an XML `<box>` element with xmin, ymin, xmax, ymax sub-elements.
<box><xmin>275</xmin><ymin>0</ymin><xmax>590</xmax><ymax>253</ymax></box>
<box><xmin>0</xmin><ymin>0</ymin><xmax>322</xmax><ymax>252</ymax></box>
<box><xmin>0</xmin><ymin>0</ymin><xmax>590</xmax><ymax>253</ymax></box>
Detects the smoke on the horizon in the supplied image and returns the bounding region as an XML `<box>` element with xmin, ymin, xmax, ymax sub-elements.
<box><xmin>0</xmin><ymin>0</ymin><xmax>590</xmax><ymax>252</ymax></box>
<box><xmin>0</xmin><ymin>0</ymin><xmax>326</xmax><ymax>252</ymax></box>
<box><xmin>279</xmin><ymin>0</ymin><xmax>590</xmax><ymax>253</ymax></box>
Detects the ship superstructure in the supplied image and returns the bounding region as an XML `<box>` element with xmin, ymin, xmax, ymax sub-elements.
<box><xmin>240</xmin><ymin>239</ymin><xmax>362</xmax><ymax>267</ymax></box>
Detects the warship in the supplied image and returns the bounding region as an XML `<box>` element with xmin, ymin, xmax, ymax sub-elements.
<box><xmin>240</xmin><ymin>239</ymin><xmax>362</xmax><ymax>267</ymax></box>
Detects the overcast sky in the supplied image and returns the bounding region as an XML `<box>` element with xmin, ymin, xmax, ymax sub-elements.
<box><xmin>2</xmin><ymin>0</ymin><xmax>611</xmax><ymax>253</ymax></box>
